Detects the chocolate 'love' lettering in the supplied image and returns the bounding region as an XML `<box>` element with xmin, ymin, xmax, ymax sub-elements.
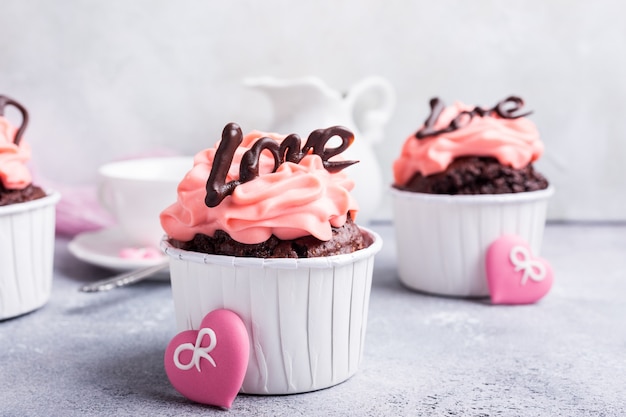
<box><xmin>415</xmin><ymin>96</ymin><xmax>532</xmax><ymax>139</ymax></box>
<box><xmin>205</xmin><ymin>123</ymin><xmax>357</xmax><ymax>207</ymax></box>
<box><xmin>0</xmin><ymin>95</ymin><xmax>29</xmax><ymax>146</ymax></box>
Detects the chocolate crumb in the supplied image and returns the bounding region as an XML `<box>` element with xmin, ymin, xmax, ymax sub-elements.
<box><xmin>169</xmin><ymin>216</ymin><xmax>371</xmax><ymax>258</ymax></box>
<box><xmin>0</xmin><ymin>183</ymin><xmax>46</xmax><ymax>206</ymax></box>
<box><xmin>396</xmin><ymin>157</ymin><xmax>549</xmax><ymax>195</ymax></box>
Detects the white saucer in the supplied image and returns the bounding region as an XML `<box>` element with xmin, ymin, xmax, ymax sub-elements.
<box><xmin>68</xmin><ymin>227</ymin><xmax>169</xmax><ymax>279</ymax></box>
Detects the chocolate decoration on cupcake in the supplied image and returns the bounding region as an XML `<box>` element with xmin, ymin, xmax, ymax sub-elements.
<box><xmin>0</xmin><ymin>95</ymin><xmax>29</xmax><ymax>146</ymax></box>
<box><xmin>205</xmin><ymin>123</ymin><xmax>358</xmax><ymax>207</ymax></box>
<box><xmin>415</xmin><ymin>96</ymin><xmax>532</xmax><ymax>139</ymax></box>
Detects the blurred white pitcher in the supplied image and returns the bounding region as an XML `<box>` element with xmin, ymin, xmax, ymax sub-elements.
<box><xmin>244</xmin><ymin>76</ymin><xmax>395</xmax><ymax>225</ymax></box>
<box><xmin>98</xmin><ymin>156</ymin><xmax>192</xmax><ymax>247</ymax></box>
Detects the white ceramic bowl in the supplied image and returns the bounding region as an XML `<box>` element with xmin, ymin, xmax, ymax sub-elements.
<box><xmin>98</xmin><ymin>156</ymin><xmax>193</xmax><ymax>247</ymax></box>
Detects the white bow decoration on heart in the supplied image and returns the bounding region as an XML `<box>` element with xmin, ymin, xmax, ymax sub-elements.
<box><xmin>173</xmin><ymin>327</ymin><xmax>217</xmax><ymax>372</ymax></box>
<box><xmin>509</xmin><ymin>245</ymin><xmax>547</xmax><ymax>285</ymax></box>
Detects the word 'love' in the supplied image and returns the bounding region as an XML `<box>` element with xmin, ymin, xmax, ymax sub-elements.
<box><xmin>415</xmin><ymin>96</ymin><xmax>532</xmax><ymax>139</ymax></box>
<box><xmin>205</xmin><ymin>123</ymin><xmax>357</xmax><ymax>207</ymax></box>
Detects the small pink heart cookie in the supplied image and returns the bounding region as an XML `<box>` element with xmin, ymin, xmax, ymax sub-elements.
<box><xmin>164</xmin><ymin>309</ymin><xmax>249</xmax><ymax>409</ymax></box>
<box><xmin>486</xmin><ymin>235</ymin><xmax>553</xmax><ymax>305</ymax></box>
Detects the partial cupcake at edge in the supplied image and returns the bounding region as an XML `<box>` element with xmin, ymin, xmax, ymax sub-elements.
<box><xmin>0</xmin><ymin>95</ymin><xmax>60</xmax><ymax>319</ymax></box>
<box><xmin>160</xmin><ymin>123</ymin><xmax>382</xmax><ymax>397</ymax></box>
<box><xmin>391</xmin><ymin>96</ymin><xmax>553</xmax><ymax>297</ymax></box>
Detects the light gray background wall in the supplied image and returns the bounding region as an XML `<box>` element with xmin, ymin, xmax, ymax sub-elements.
<box><xmin>1</xmin><ymin>0</ymin><xmax>623</xmax><ymax>221</ymax></box>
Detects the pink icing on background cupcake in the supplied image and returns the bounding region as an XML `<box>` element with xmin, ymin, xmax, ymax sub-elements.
<box><xmin>0</xmin><ymin>116</ymin><xmax>33</xmax><ymax>190</ymax></box>
<box><xmin>393</xmin><ymin>98</ymin><xmax>544</xmax><ymax>186</ymax></box>
<box><xmin>160</xmin><ymin>128</ymin><xmax>359</xmax><ymax>244</ymax></box>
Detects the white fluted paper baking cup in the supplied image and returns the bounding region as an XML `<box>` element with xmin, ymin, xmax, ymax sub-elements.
<box><xmin>391</xmin><ymin>187</ymin><xmax>554</xmax><ymax>297</ymax></box>
<box><xmin>0</xmin><ymin>192</ymin><xmax>60</xmax><ymax>320</ymax></box>
<box><xmin>161</xmin><ymin>227</ymin><xmax>382</xmax><ymax>395</ymax></box>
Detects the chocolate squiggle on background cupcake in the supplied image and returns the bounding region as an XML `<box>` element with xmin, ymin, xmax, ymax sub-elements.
<box><xmin>0</xmin><ymin>95</ymin><xmax>46</xmax><ymax>206</ymax></box>
<box><xmin>415</xmin><ymin>96</ymin><xmax>531</xmax><ymax>139</ymax></box>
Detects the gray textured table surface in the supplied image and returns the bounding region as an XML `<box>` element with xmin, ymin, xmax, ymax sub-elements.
<box><xmin>1</xmin><ymin>222</ymin><xmax>625</xmax><ymax>416</ymax></box>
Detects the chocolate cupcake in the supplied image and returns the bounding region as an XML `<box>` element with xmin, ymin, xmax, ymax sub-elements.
<box><xmin>391</xmin><ymin>96</ymin><xmax>553</xmax><ymax>297</ymax></box>
<box><xmin>0</xmin><ymin>95</ymin><xmax>60</xmax><ymax>319</ymax></box>
<box><xmin>160</xmin><ymin>123</ymin><xmax>381</xmax><ymax>395</ymax></box>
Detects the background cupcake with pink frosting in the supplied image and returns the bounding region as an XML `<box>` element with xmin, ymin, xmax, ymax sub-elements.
<box><xmin>391</xmin><ymin>96</ymin><xmax>553</xmax><ymax>297</ymax></box>
<box><xmin>160</xmin><ymin>123</ymin><xmax>381</xmax><ymax>397</ymax></box>
<box><xmin>0</xmin><ymin>95</ymin><xmax>60</xmax><ymax>319</ymax></box>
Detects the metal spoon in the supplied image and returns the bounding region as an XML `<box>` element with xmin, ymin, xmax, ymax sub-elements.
<box><xmin>79</xmin><ymin>262</ymin><xmax>169</xmax><ymax>293</ymax></box>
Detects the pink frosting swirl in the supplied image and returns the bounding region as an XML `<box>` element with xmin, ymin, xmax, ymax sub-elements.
<box><xmin>160</xmin><ymin>131</ymin><xmax>359</xmax><ymax>244</ymax></box>
<box><xmin>0</xmin><ymin>116</ymin><xmax>32</xmax><ymax>190</ymax></box>
<box><xmin>393</xmin><ymin>100</ymin><xmax>544</xmax><ymax>186</ymax></box>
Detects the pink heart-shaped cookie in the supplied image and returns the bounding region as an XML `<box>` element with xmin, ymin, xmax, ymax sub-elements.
<box><xmin>164</xmin><ymin>309</ymin><xmax>249</xmax><ymax>409</ymax></box>
<box><xmin>486</xmin><ymin>235</ymin><xmax>553</xmax><ymax>305</ymax></box>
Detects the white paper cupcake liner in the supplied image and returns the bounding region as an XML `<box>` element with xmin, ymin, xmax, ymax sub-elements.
<box><xmin>391</xmin><ymin>187</ymin><xmax>554</xmax><ymax>297</ymax></box>
<box><xmin>0</xmin><ymin>192</ymin><xmax>61</xmax><ymax>320</ymax></box>
<box><xmin>161</xmin><ymin>227</ymin><xmax>382</xmax><ymax>395</ymax></box>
